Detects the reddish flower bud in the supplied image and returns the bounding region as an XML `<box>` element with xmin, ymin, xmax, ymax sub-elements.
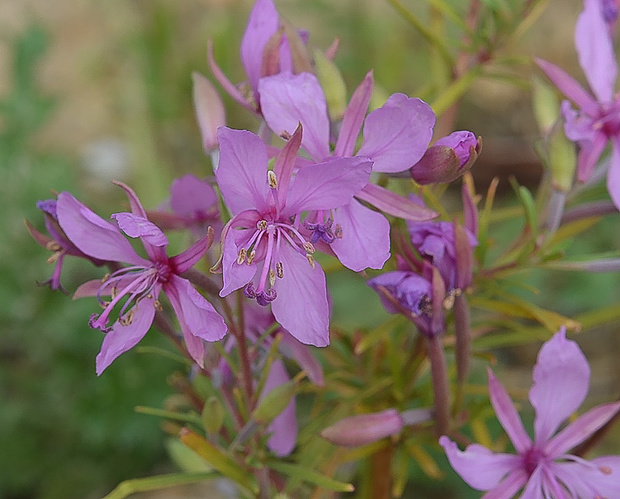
<box><xmin>320</xmin><ymin>409</ymin><xmax>404</xmax><ymax>447</ymax></box>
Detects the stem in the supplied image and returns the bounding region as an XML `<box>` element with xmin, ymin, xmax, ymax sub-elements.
<box><xmin>560</xmin><ymin>200</ymin><xmax>617</xmax><ymax>224</ymax></box>
<box><xmin>181</xmin><ymin>268</ymin><xmax>222</xmax><ymax>296</ymax></box>
<box><xmin>426</xmin><ymin>335</ymin><xmax>450</xmax><ymax>437</ymax></box>
<box><xmin>453</xmin><ymin>293</ymin><xmax>471</xmax><ymax>413</ymax></box>
<box><xmin>370</xmin><ymin>442</ymin><xmax>394</xmax><ymax>499</ymax></box>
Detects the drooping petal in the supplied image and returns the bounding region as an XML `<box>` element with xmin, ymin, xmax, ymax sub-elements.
<box><xmin>95</xmin><ymin>294</ymin><xmax>157</xmax><ymax>375</ymax></box>
<box><xmin>240</xmin><ymin>0</ymin><xmax>280</xmax><ymax>100</ymax></box>
<box><xmin>488</xmin><ymin>369</ymin><xmax>532</xmax><ymax>454</ymax></box>
<box><xmin>170</xmin><ymin>229</ymin><xmax>213</xmax><ymax>274</ymax></box>
<box><xmin>259</xmin><ymin>72</ymin><xmax>331</xmax><ymax>162</ymax></box>
<box><xmin>220</xmin><ymin>228</ymin><xmax>258</xmax><ymax>296</ymax></box>
<box><xmin>333</xmin><ymin>71</ymin><xmax>373</xmax><ymax>158</ymax></box>
<box><xmin>330</xmin><ymin>200</ymin><xmax>390</xmax><ymax>271</ymax></box>
<box><xmin>535</xmin><ymin>58</ymin><xmax>598</xmax><ymax>113</ymax></box>
<box><xmin>544</xmin><ymin>401</ymin><xmax>620</xmax><ymax>457</ymax></box>
<box><xmin>169</xmin><ymin>174</ymin><xmax>218</xmax><ymax>217</ymax></box>
<box><xmin>576</xmin><ymin>0</ymin><xmax>618</xmax><ymax>103</ymax></box>
<box><xmin>357</xmin><ymin>183</ymin><xmax>438</xmax><ymax>221</ymax></box>
<box><xmin>56</xmin><ymin>192</ymin><xmax>145</xmax><ymax>266</ymax></box>
<box><xmin>262</xmin><ymin>359</ymin><xmax>297</xmax><ymax>456</ymax></box>
<box><xmin>216</xmin><ymin>127</ymin><xmax>270</xmax><ymax>215</ymax></box>
<box><xmin>283</xmin><ymin>156</ymin><xmax>372</xmax><ymax>215</ymax></box>
<box><xmin>271</xmin><ymin>243</ymin><xmax>329</xmax><ymax>347</ymax></box>
<box><xmin>111</xmin><ymin>212</ymin><xmax>169</xmax><ymax>247</ymax></box>
<box><xmin>356</xmin><ymin>93</ymin><xmax>435</xmax><ymax>173</ymax></box>
<box><xmin>439</xmin><ymin>436</ymin><xmax>523</xmax><ymax>491</ymax></box>
<box><xmin>530</xmin><ymin>329</ymin><xmax>590</xmax><ymax>446</ymax></box>
<box><xmin>606</xmin><ymin>137</ymin><xmax>620</xmax><ymax>210</ymax></box>
<box><xmin>165</xmin><ymin>275</ymin><xmax>227</xmax><ymax>366</ymax></box>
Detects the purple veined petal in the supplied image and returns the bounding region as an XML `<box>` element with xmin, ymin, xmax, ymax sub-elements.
<box><xmin>111</xmin><ymin>213</ymin><xmax>169</xmax><ymax>248</ymax></box>
<box><xmin>271</xmin><ymin>243</ymin><xmax>329</xmax><ymax>347</ymax></box>
<box><xmin>333</xmin><ymin>71</ymin><xmax>373</xmax><ymax>158</ymax></box>
<box><xmin>56</xmin><ymin>192</ymin><xmax>145</xmax><ymax>266</ymax></box>
<box><xmin>544</xmin><ymin>401</ymin><xmax>620</xmax><ymax>458</ymax></box>
<box><xmin>258</xmin><ymin>72</ymin><xmax>331</xmax><ymax>162</ymax></box>
<box><xmin>169</xmin><ymin>229</ymin><xmax>214</xmax><ymax>274</ymax></box>
<box><xmin>207</xmin><ymin>40</ymin><xmax>257</xmax><ymax>114</ymax></box>
<box><xmin>277</xmin><ymin>331</ymin><xmax>324</xmax><ymax>386</ymax></box>
<box><xmin>357</xmin><ymin>183</ymin><xmax>438</xmax><ymax>221</ymax></box>
<box><xmin>262</xmin><ymin>359</ymin><xmax>297</xmax><ymax>456</ymax></box>
<box><xmin>192</xmin><ymin>72</ymin><xmax>226</xmax><ymax>153</ymax></box>
<box><xmin>165</xmin><ymin>275</ymin><xmax>227</xmax><ymax>367</ymax></box>
<box><xmin>356</xmin><ymin>93</ymin><xmax>436</xmax><ymax>173</ymax></box>
<box><xmin>283</xmin><ymin>156</ymin><xmax>372</xmax><ymax>215</ymax></box>
<box><xmin>606</xmin><ymin>137</ymin><xmax>620</xmax><ymax>210</ymax></box>
<box><xmin>170</xmin><ymin>175</ymin><xmax>218</xmax><ymax>217</ymax></box>
<box><xmin>95</xmin><ymin>293</ymin><xmax>157</xmax><ymax>375</ymax></box>
<box><xmin>216</xmin><ymin>127</ymin><xmax>271</xmax><ymax>215</ymax></box>
<box><xmin>481</xmin><ymin>468</ymin><xmax>530</xmax><ymax>499</ymax></box>
<box><xmin>273</xmin><ymin>123</ymin><xmax>303</xmax><ymax>212</ymax></box>
<box><xmin>487</xmin><ymin>369</ymin><xmax>532</xmax><ymax>454</ymax></box>
<box><xmin>535</xmin><ymin>58</ymin><xmax>598</xmax><ymax>113</ymax></box>
<box><xmin>330</xmin><ymin>200</ymin><xmax>390</xmax><ymax>271</ymax></box>
<box><xmin>220</xmin><ymin>228</ymin><xmax>259</xmax><ymax>297</ymax></box>
<box><xmin>530</xmin><ymin>328</ymin><xmax>590</xmax><ymax>446</ymax></box>
<box><xmin>576</xmin><ymin>0</ymin><xmax>618</xmax><ymax>103</ymax></box>
<box><xmin>240</xmin><ymin>0</ymin><xmax>280</xmax><ymax>101</ymax></box>
<box><xmin>439</xmin><ymin>436</ymin><xmax>523</xmax><ymax>491</ymax></box>
<box><xmin>73</xmin><ymin>278</ymin><xmax>103</xmax><ymax>299</ymax></box>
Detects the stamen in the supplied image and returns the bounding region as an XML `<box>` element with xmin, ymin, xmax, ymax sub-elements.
<box><xmin>306</xmin><ymin>254</ymin><xmax>315</xmax><ymax>269</ymax></box>
<box><xmin>276</xmin><ymin>262</ymin><xmax>283</xmax><ymax>278</ymax></box>
<box><xmin>269</xmin><ymin>269</ymin><xmax>276</xmax><ymax>286</ymax></box>
<box><xmin>303</xmin><ymin>242</ymin><xmax>315</xmax><ymax>254</ymax></box>
<box><xmin>237</xmin><ymin>248</ymin><xmax>247</xmax><ymax>264</ymax></box>
<box><xmin>443</xmin><ymin>292</ymin><xmax>456</xmax><ymax>310</ymax></box>
<box><xmin>247</xmin><ymin>250</ymin><xmax>256</xmax><ymax>264</ymax></box>
<box><xmin>268</xmin><ymin>170</ymin><xmax>278</xmax><ymax>188</ymax></box>
<box><xmin>46</xmin><ymin>252</ymin><xmax>61</xmax><ymax>264</ymax></box>
<box><xmin>335</xmin><ymin>224</ymin><xmax>343</xmax><ymax>238</ymax></box>
<box><xmin>45</xmin><ymin>241</ymin><xmax>62</xmax><ymax>252</ymax></box>
<box><xmin>257</xmin><ymin>220</ymin><xmax>268</xmax><ymax>230</ymax></box>
<box><xmin>153</xmin><ymin>300</ymin><xmax>163</xmax><ymax>311</ymax></box>
<box><xmin>101</xmin><ymin>273</ymin><xmax>110</xmax><ymax>283</ymax></box>
<box><xmin>280</xmin><ymin>131</ymin><xmax>292</xmax><ymax>140</ymax></box>
<box><xmin>119</xmin><ymin>309</ymin><xmax>135</xmax><ymax>326</ymax></box>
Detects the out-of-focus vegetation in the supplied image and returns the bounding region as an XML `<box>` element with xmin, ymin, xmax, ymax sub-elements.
<box><xmin>1</xmin><ymin>0</ymin><xmax>619</xmax><ymax>498</ymax></box>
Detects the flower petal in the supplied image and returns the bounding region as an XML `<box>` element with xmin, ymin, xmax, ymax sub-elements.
<box><xmin>576</xmin><ymin>132</ymin><xmax>608</xmax><ymax>182</ymax></box>
<box><xmin>333</xmin><ymin>71</ymin><xmax>373</xmax><ymax>158</ymax></box>
<box><xmin>95</xmin><ymin>295</ymin><xmax>157</xmax><ymax>375</ymax></box>
<box><xmin>57</xmin><ymin>192</ymin><xmax>144</xmax><ymax>265</ymax></box>
<box><xmin>607</xmin><ymin>137</ymin><xmax>620</xmax><ymax>210</ymax></box>
<box><xmin>576</xmin><ymin>0</ymin><xmax>618</xmax><ymax>103</ymax></box>
<box><xmin>357</xmin><ymin>183</ymin><xmax>438</xmax><ymax>221</ymax></box>
<box><xmin>357</xmin><ymin>93</ymin><xmax>435</xmax><ymax>173</ymax></box>
<box><xmin>111</xmin><ymin>212</ymin><xmax>168</xmax><ymax>247</ymax></box>
<box><xmin>263</xmin><ymin>359</ymin><xmax>297</xmax><ymax>456</ymax></box>
<box><xmin>439</xmin><ymin>436</ymin><xmax>523</xmax><ymax>491</ymax></box>
<box><xmin>535</xmin><ymin>58</ymin><xmax>598</xmax><ymax>113</ymax></box>
<box><xmin>283</xmin><ymin>157</ymin><xmax>372</xmax><ymax>215</ymax></box>
<box><xmin>330</xmin><ymin>200</ymin><xmax>390</xmax><ymax>271</ymax></box>
<box><xmin>271</xmin><ymin>243</ymin><xmax>329</xmax><ymax>347</ymax></box>
<box><xmin>220</xmin><ymin>227</ymin><xmax>259</xmax><ymax>297</ymax></box>
<box><xmin>192</xmin><ymin>73</ymin><xmax>226</xmax><ymax>153</ymax></box>
<box><xmin>488</xmin><ymin>369</ymin><xmax>532</xmax><ymax>454</ymax></box>
<box><xmin>170</xmin><ymin>229</ymin><xmax>213</xmax><ymax>274</ymax></box>
<box><xmin>530</xmin><ymin>328</ymin><xmax>590</xmax><ymax>446</ymax></box>
<box><xmin>259</xmin><ymin>72</ymin><xmax>331</xmax><ymax>162</ymax></box>
<box><xmin>169</xmin><ymin>174</ymin><xmax>218</xmax><ymax>217</ymax></box>
<box><xmin>216</xmin><ymin>127</ymin><xmax>270</xmax><ymax>215</ymax></box>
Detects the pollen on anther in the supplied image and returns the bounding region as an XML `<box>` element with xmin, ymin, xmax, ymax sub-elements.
<box><xmin>443</xmin><ymin>292</ymin><xmax>456</xmax><ymax>310</ymax></box>
<box><xmin>119</xmin><ymin>309</ymin><xmax>135</xmax><ymax>326</ymax></box>
<box><xmin>237</xmin><ymin>248</ymin><xmax>247</xmax><ymax>265</ymax></box>
<box><xmin>334</xmin><ymin>224</ymin><xmax>343</xmax><ymax>238</ymax></box>
<box><xmin>257</xmin><ymin>220</ymin><xmax>268</xmax><ymax>230</ymax></box>
<box><xmin>247</xmin><ymin>250</ymin><xmax>256</xmax><ymax>264</ymax></box>
<box><xmin>268</xmin><ymin>170</ymin><xmax>278</xmax><ymax>188</ymax></box>
<box><xmin>101</xmin><ymin>273</ymin><xmax>110</xmax><ymax>283</ymax></box>
<box><xmin>46</xmin><ymin>253</ymin><xmax>61</xmax><ymax>264</ymax></box>
<box><xmin>276</xmin><ymin>261</ymin><xmax>283</xmax><ymax>278</ymax></box>
<box><xmin>45</xmin><ymin>241</ymin><xmax>62</xmax><ymax>252</ymax></box>
<box><xmin>303</xmin><ymin>242</ymin><xmax>315</xmax><ymax>254</ymax></box>
<box><xmin>153</xmin><ymin>300</ymin><xmax>163</xmax><ymax>311</ymax></box>
<box><xmin>111</xmin><ymin>286</ymin><xmax>118</xmax><ymax>299</ymax></box>
<box><xmin>599</xmin><ymin>465</ymin><xmax>612</xmax><ymax>475</ymax></box>
<box><xmin>306</xmin><ymin>254</ymin><xmax>315</xmax><ymax>269</ymax></box>
<box><xmin>269</xmin><ymin>269</ymin><xmax>276</xmax><ymax>286</ymax></box>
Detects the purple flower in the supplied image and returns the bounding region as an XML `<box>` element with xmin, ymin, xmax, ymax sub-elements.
<box><xmin>57</xmin><ymin>183</ymin><xmax>227</xmax><ymax>374</ymax></box>
<box><xmin>440</xmin><ymin>329</ymin><xmax>620</xmax><ymax>498</ymax></box>
<box><xmin>537</xmin><ymin>0</ymin><xmax>620</xmax><ymax>209</ymax></box>
<box><xmin>258</xmin><ymin>70</ymin><xmax>437</xmax><ymax>271</ymax></box>
<box><xmin>215</xmin><ymin>126</ymin><xmax>372</xmax><ymax>346</ymax></box>
<box><xmin>27</xmin><ymin>199</ymin><xmax>105</xmax><ymax>292</ymax></box>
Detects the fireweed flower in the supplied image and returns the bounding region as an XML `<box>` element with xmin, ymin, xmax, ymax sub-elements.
<box><xmin>215</xmin><ymin>125</ymin><xmax>372</xmax><ymax>346</ymax></box>
<box><xmin>537</xmin><ymin>0</ymin><xmax>620</xmax><ymax>209</ymax></box>
<box><xmin>440</xmin><ymin>329</ymin><xmax>620</xmax><ymax>498</ymax></box>
<box><xmin>258</xmin><ymin>70</ymin><xmax>437</xmax><ymax>271</ymax></box>
<box><xmin>27</xmin><ymin>199</ymin><xmax>106</xmax><ymax>292</ymax></box>
<box><xmin>57</xmin><ymin>183</ymin><xmax>227</xmax><ymax>374</ymax></box>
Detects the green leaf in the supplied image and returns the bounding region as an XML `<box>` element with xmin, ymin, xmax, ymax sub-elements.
<box><xmin>101</xmin><ymin>472</ymin><xmax>218</xmax><ymax>499</ymax></box>
<box><xmin>179</xmin><ymin>428</ymin><xmax>259</xmax><ymax>494</ymax></box>
<box><xmin>134</xmin><ymin>406</ymin><xmax>203</xmax><ymax>426</ymax></box>
<box><xmin>268</xmin><ymin>460</ymin><xmax>354</xmax><ymax>493</ymax></box>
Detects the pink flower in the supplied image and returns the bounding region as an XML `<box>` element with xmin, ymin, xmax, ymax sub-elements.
<box><xmin>440</xmin><ymin>329</ymin><xmax>620</xmax><ymax>498</ymax></box>
<box><xmin>215</xmin><ymin>125</ymin><xmax>372</xmax><ymax>346</ymax></box>
<box><xmin>57</xmin><ymin>183</ymin><xmax>227</xmax><ymax>374</ymax></box>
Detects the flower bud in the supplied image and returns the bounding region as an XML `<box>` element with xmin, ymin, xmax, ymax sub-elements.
<box><xmin>320</xmin><ymin>409</ymin><xmax>404</xmax><ymax>447</ymax></box>
<box><xmin>410</xmin><ymin>131</ymin><xmax>481</xmax><ymax>185</ymax></box>
<box><xmin>192</xmin><ymin>72</ymin><xmax>226</xmax><ymax>153</ymax></box>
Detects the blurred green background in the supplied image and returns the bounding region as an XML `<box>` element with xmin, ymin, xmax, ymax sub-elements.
<box><xmin>2</xmin><ymin>0</ymin><xmax>619</xmax><ymax>498</ymax></box>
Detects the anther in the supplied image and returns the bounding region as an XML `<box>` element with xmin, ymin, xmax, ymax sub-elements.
<box><xmin>276</xmin><ymin>262</ymin><xmax>283</xmax><ymax>278</ymax></box>
<box><xmin>600</xmin><ymin>465</ymin><xmax>612</xmax><ymax>475</ymax></box>
<box><xmin>268</xmin><ymin>170</ymin><xmax>278</xmax><ymax>188</ymax></box>
<box><xmin>45</xmin><ymin>241</ymin><xmax>62</xmax><ymax>252</ymax></box>
<box><xmin>119</xmin><ymin>309</ymin><xmax>135</xmax><ymax>326</ymax></box>
<box><xmin>280</xmin><ymin>131</ymin><xmax>292</xmax><ymax>140</ymax></box>
<box><xmin>247</xmin><ymin>250</ymin><xmax>256</xmax><ymax>265</ymax></box>
<box><xmin>443</xmin><ymin>292</ymin><xmax>456</xmax><ymax>310</ymax></box>
<box><xmin>237</xmin><ymin>248</ymin><xmax>247</xmax><ymax>265</ymax></box>
<box><xmin>101</xmin><ymin>273</ymin><xmax>110</xmax><ymax>283</ymax></box>
<box><xmin>269</xmin><ymin>269</ymin><xmax>276</xmax><ymax>286</ymax></box>
<box><xmin>257</xmin><ymin>220</ymin><xmax>268</xmax><ymax>230</ymax></box>
<box><xmin>111</xmin><ymin>286</ymin><xmax>118</xmax><ymax>299</ymax></box>
<box><xmin>306</xmin><ymin>254</ymin><xmax>316</xmax><ymax>269</ymax></box>
<box><xmin>46</xmin><ymin>253</ymin><xmax>61</xmax><ymax>264</ymax></box>
<box><xmin>334</xmin><ymin>224</ymin><xmax>343</xmax><ymax>238</ymax></box>
<box><xmin>303</xmin><ymin>242</ymin><xmax>315</xmax><ymax>254</ymax></box>
<box><xmin>153</xmin><ymin>300</ymin><xmax>163</xmax><ymax>311</ymax></box>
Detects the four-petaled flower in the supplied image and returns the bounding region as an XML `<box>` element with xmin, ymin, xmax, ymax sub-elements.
<box><xmin>440</xmin><ymin>329</ymin><xmax>620</xmax><ymax>498</ymax></box>
<box><xmin>57</xmin><ymin>182</ymin><xmax>227</xmax><ymax>374</ymax></box>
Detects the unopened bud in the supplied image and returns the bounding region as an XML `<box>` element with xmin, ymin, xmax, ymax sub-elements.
<box><xmin>252</xmin><ymin>380</ymin><xmax>297</xmax><ymax>425</ymax></box>
<box><xmin>320</xmin><ymin>409</ymin><xmax>404</xmax><ymax>447</ymax></box>
<box><xmin>314</xmin><ymin>48</ymin><xmax>347</xmax><ymax>121</ymax></box>
<box><xmin>202</xmin><ymin>396</ymin><xmax>225</xmax><ymax>435</ymax></box>
<box><xmin>547</xmin><ymin>117</ymin><xmax>576</xmax><ymax>192</ymax></box>
<box><xmin>410</xmin><ymin>132</ymin><xmax>481</xmax><ymax>185</ymax></box>
<box><xmin>192</xmin><ymin>72</ymin><xmax>226</xmax><ymax>153</ymax></box>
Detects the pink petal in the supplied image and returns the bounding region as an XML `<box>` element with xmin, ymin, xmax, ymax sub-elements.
<box><xmin>95</xmin><ymin>295</ymin><xmax>157</xmax><ymax>375</ymax></box>
<box><xmin>240</xmin><ymin>0</ymin><xmax>280</xmax><ymax>99</ymax></box>
<box><xmin>333</xmin><ymin>71</ymin><xmax>373</xmax><ymax>158</ymax></box>
<box><xmin>216</xmin><ymin>127</ymin><xmax>270</xmax><ymax>215</ymax></box>
<box><xmin>262</xmin><ymin>359</ymin><xmax>297</xmax><ymax>456</ymax></box>
<box><xmin>439</xmin><ymin>436</ymin><xmax>523</xmax><ymax>491</ymax></box>
<box><xmin>321</xmin><ymin>409</ymin><xmax>403</xmax><ymax>447</ymax></box>
<box><xmin>271</xmin><ymin>244</ymin><xmax>329</xmax><ymax>347</ymax></box>
<box><xmin>192</xmin><ymin>72</ymin><xmax>226</xmax><ymax>153</ymax></box>
<box><xmin>56</xmin><ymin>192</ymin><xmax>144</xmax><ymax>266</ymax></box>
<box><xmin>590</xmin><ymin>456</ymin><xmax>620</xmax><ymax>497</ymax></box>
<box><xmin>170</xmin><ymin>230</ymin><xmax>213</xmax><ymax>274</ymax></box>
<box><xmin>258</xmin><ymin>72</ymin><xmax>331</xmax><ymax>162</ymax></box>
<box><xmin>111</xmin><ymin>212</ymin><xmax>168</xmax><ymax>247</ymax></box>
<box><xmin>356</xmin><ymin>93</ymin><xmax>435</xmax><ymax>173</ymax></box>
<box><xmin>220</xmin><ymin>229</ymin><xmax>259</xmax><ymax>297</ymax></box>
<box><xmin>518</xmin><ymin>466</ymin><xmax>546</xmax><ymax>499</ymax></box>
<box><xmin>545</xmin><ymin>401</ymin><xmax>620</xmax><ymax>457</ymax></box>
<box><xmin>529</xmin><ymin>329</ymin><xmax>590</xmax><ymax>446</ymax></box>
<box><xmin>606</xmin><ymin>137</ymin><xmax>620</xmax><ymax>210</ymax></box>
<box><xmin>357</xmin><ymin>183</ymin><xmax>438</xmax><ymax>221</ymax></box>
<box><xmin>330</xmin><ymin>200</ymin><xmax>390</xmax><ymax>271</ymax></box>
<box><xmin>576</xmin><ymin>0</ymin><xmax>618</xmax><ymax>103</ymax></box>
<box><xmin>273</xmin><ymin>123</ymin><xmax>303</xmax><ymax>211</ymax></box>
<box><xmin>488</xmin><ymin>368</ymin><xmax>532</xmax><ymax>454</ymax></box>
<box><xmin>170</xmin><ymin>175</ymin><xmax>218</xmax><ymax>217</ymax></box>
<box><xmin>535</xmin><ymin>58</ymin><xmax>598</xmax><ymax>113</ymax></box>
<box><xmin>481</xmin><ymin>468</ymin><xmax>529</xmax><ymax>499</ymax></box>
<box><xmin>283</xmin><ymin>156</ymin><xmax>372</xmax><ymax>215</ymax></box>
<box><xmin>576</xmin><ymin>133</ymin><xmax>607</xmax><ymax>182</ymax></box>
